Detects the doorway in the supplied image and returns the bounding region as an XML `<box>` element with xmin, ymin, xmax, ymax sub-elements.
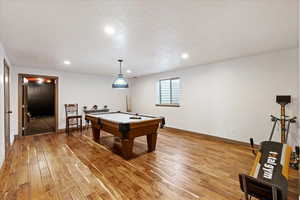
<box><xmin>18</xmin><ymin>74</ymin><xmax>58</xmax><ymax>136</ymax></box>
<box><xmin>4</xmin><ymin>59</ymin><xmax>11</xmax><ymax>158</ymax></box>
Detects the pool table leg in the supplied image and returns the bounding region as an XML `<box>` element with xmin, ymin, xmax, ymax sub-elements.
<box><xmin>92</xmin><ymin>127</ymin><xmax>100</xmax><ymax>142</ymax></box>
<box><xmin>121</xmin><ymin>138</ymin><xmax>134</xmax><ymax>160</ymax></box>
<box><xmin>147</xmin><ymin>132</ymin><xmax>158</xmax><ymax>152</ymax></box>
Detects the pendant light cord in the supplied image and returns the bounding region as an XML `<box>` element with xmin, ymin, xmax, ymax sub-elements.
<box><xmin>118</xmin><ymin>59</ymin><xmax>123</xmax><ymax>74</ymax></box>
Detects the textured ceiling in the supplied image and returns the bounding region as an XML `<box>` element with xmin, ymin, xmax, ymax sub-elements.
<box><xmin>0</xmin><ymin>0</ymin><xmax>298</xmax><ymax>77</ymax></box>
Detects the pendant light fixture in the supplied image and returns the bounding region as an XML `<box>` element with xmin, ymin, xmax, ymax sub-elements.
<box><xmin>112</xmin><ymin>59</ymin><xmax>129</xmax><ymax>88</ymax></box>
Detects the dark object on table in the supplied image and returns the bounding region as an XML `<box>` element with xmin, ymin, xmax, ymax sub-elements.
<box><xmin>65</xmin><ymin>104</ymin><xmax>82</xmax><ymax>135</ymax></box>
<box><xmin>83</xmin><ymin>106</ymin><xmax>87</xmax><ymax>110</ymax></box>
<box><xmin>92</xmin><ymin>105</ymin><xmax>98</xmax><ymax>110</ymax></box>
<box><xmin>130</xmin><ymin>112</ymin><xmax>165</xmax><ymax>128</ymax></box>
<box><xmin>130</xmin><ymin>116</ymin><xmax>142</xmax><ymax>119</ymax></box>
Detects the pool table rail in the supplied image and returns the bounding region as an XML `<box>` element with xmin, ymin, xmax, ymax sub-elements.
<box><xmin>85</xmin><ymin>111</ymin><xmax>165</xmax><ymax>126</ymax></box>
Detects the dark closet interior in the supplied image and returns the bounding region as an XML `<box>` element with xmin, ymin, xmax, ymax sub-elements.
<box><xmin>28</xmin><ymin>81</ymin><xmax>55</xmax><ymax>117</ymax></box>
<box><xmin>24</xmin><ymin>77</ymin><xmax>56</xmax><ymax>135</ymax></box>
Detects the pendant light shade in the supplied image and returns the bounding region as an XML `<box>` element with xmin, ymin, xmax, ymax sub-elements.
<box><xmin>112</xmin><ymin>59</ymin><xmax>128</xmax><ymax>88</ymax></box>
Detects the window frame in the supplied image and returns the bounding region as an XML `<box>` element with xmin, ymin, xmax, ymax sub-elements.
<box><xmin>156</xmin><ymin>77</ymin><xmax>180</xmax><ymax>107</ymax></box>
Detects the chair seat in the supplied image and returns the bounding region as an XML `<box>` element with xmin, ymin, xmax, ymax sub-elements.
<box><xmin>67</xmin><ymin>115</ymin><xmax>82</xmax><ymax>119</ymax></box>
<box><xmin>68</xmin><ymin>122</ymin><xmax>80</xmax><ymax>126</ymax></box>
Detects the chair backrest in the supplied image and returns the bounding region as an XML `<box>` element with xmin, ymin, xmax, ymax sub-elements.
<box><xmin>65</xmin><ymin>104</ymin><xmax>78</xmax><ymax>117</ymax></box>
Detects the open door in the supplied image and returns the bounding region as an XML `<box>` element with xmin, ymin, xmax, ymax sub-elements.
<box><xmin>4</xmin><ymin>59</ymin><xmax>11</xmax><ymax>157</ymax></box>
<box><xmin>18</xmin><ymin>74</ymin><xmax>58</xmax><ymax>136</ymax></box>
<box><xmin>22</xmin><ymin>78</ymin><xmax>29</xmax><ymax>135</ymax></box>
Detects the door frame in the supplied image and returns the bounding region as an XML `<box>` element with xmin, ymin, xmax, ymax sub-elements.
<box><xmin>3</xmin><ymin>59</ymin><xmax>11</xmax><ymax>158</ymax></box>
<box><xmin>18</xmin><ymin>74</ymin><xmax>59</xmax><ymax>136</ymax></box>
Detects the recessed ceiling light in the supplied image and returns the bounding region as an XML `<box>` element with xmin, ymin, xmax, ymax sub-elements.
<box><xmin>126</xmin><ymin>69</ymin><xmax>132</xmax><ymax>73</ymax></box>
<box><xmin>64</xmin><ymin>60</ymin><xmax>71</xmax><ymax>65</ymax></box>
<box><xmin>104</xmin><ymin>26</ymin><xmax>115</xmax><ymax>35</ymax></box>
<box><xmin>181</xmin><ymin>53</ymin><xmax>189</xmax><ymax>59</ymax></box>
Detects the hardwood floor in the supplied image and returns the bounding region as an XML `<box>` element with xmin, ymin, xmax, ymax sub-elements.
<box><xmin>26</xmin><ymin>116</ymin><xmax>55</xmax><ymax>135</ymax></box>
<box><xmin>0</xmin><ymin>128</ymin><xmax>298</xmax><ymax>200</ymax></box>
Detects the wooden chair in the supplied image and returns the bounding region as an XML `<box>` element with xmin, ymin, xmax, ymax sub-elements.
<box><xmin>65</xmin><ymin>104</ymin><xmax>82</xmax><ymax>135</ymax></box>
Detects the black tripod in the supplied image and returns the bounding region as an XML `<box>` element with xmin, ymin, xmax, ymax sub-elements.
<box><xmin>269</xmin><ymin>114</ymin><xmax>296</xmax><ymax>143</ymax></box>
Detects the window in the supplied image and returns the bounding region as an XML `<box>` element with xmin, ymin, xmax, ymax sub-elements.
<box><xmin>157</xmin><ymin>78</ymin><xmax>180</xmax><ymax>106</ymax></box>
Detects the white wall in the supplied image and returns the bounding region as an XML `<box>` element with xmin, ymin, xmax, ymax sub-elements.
<box><xmin>0</xmin><ymin>44</ymin><xmax>5</xmax><ymax>167</ymax></box>
<box><xmin>10</xmin><ymin>66</ymin><xmax>130</xmax><ymax>136</ymax></box>
<box><xmin>131</xmin><ymin>48</ymin><xmax>299</xmax><ymax>146</ymax></box>
<box><xmin>0</xmin><ymin>43</ymin><xmax>13</xmax><ymax>167</ymax></box>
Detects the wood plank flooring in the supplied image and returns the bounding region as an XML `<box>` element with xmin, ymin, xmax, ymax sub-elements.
<box><xmin>26</xmin><ymin>116</ymin><xmax>55</xmax><ymax>135</ymax></box>
<box><xmin>0</xmin><ymin>128</ymin><xmax>298</xmax><ymax>200</ymax></box>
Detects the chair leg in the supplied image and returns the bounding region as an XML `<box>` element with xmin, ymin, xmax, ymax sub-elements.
<box><xmin>66</xmin><ymin>120</ymin><xmax>69</xmax><ymax>136</ymax></box>
<box><xmin>85</xmin><ymin>120</ymin><xmax>88</xmax><ymax>130</ymax></box>
<box><xmin>80</xmin><ymin>118</ymin><xmax>83</xmax><ymax>134</ymax></box>
<box><xmin>68</xmin><ymin>120</ymin><xmax>70</xmax><ymax>136</ymax></box>
<box><xmin>68</xmin><ymin>120</ymin><xmax>71</xmax><ymax>136</ymax></box>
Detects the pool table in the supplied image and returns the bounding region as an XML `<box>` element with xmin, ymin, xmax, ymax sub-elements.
<box><xmin>85</xmin><ymin>111</ymin><xmax>165</xmax><ymax>159</ymax></box>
